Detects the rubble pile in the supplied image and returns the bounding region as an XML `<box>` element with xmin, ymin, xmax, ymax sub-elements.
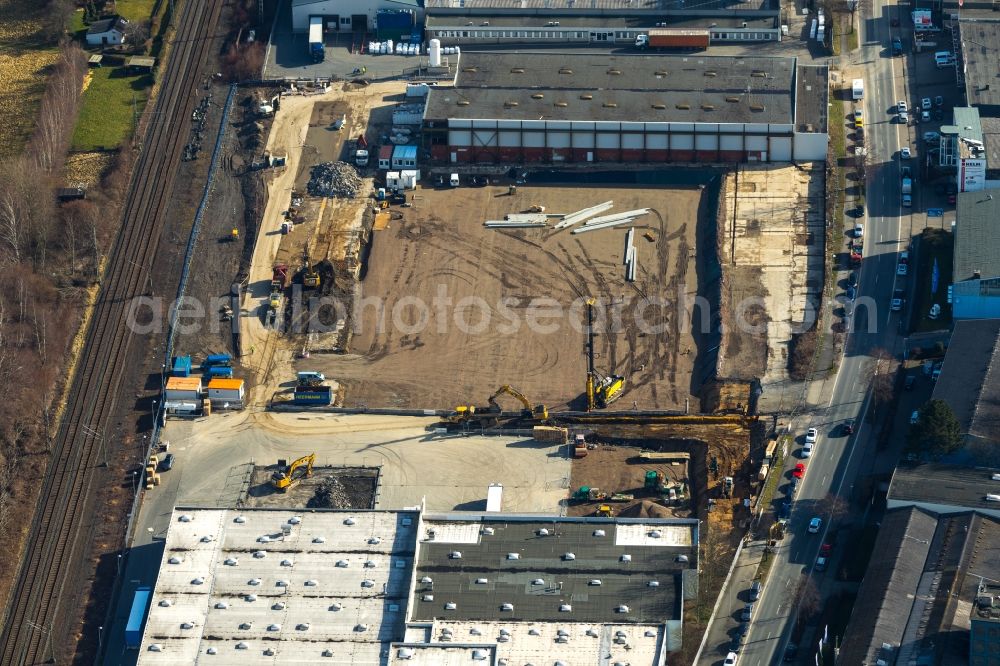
<box><xmin>307</xmin><ymin>476</ymin><xmax>353</xmax><ymax>509</ymax></box>
<box><xmin>307</xmin><ymin>161</ymin><xmax>363</xmax><ymax>198</ymax></box>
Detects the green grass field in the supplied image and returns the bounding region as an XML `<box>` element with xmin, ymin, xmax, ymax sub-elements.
<box><xmin>71</xmin><ymin>67</ymin><xmax>151</xmax><ymax>151</ymax></box>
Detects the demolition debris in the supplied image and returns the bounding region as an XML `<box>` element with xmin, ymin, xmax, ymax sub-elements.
<box><xmin>307</xmin><ymin>161</ymin><xmax>363</xmax><ymax>198</ymax></box>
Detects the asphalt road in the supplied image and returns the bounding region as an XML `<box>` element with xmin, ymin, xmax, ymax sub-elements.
<box><xmin>730</xmin><ymin>1</ymin><xmax>914</xmax><ymax>664</ymax></box>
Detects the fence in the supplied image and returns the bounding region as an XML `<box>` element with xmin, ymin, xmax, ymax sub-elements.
<box><xmin>96</xmin><ymin>83</ymin><xmax>238</xmax><ymax>664</ymax></box>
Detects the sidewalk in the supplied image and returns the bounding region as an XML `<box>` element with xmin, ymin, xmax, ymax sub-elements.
<box><xmin>696</xmin><ymin>539</ymin><xmax>767</xmax><ymax>664</ymax></box>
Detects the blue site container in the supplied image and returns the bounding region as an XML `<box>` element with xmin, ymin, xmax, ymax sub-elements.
<box><xmin>204</xmin><ymin>353</ymin><xmax>232</xmax><ymax>367</ymax></box>
<box><xmin>125</xmin><ymin>587</ymin><xmax>151</xmax><ymax>649</ymax></box>
<box><xmin>207</xmin><ymin>366</ymin><xmax>234</xmax><ymax>379</ymax></box>
<box><xmin>294</xmin><ymin>386</ymin><xmax>332</xmax><ymax>405</ymax></box>
<box><xmin>172</xmin><ymin>356</ymin><xmax>192</xmax><ymax>377</ymax></box>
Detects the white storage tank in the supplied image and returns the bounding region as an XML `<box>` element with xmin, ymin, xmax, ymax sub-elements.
<box><xmin>429</xmin><ymin>39</ymin><xmax>441</xmax><ymax>67</ymax></box>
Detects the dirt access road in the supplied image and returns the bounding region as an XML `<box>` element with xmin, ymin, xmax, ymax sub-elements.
<box><xmin>310</xmin><ymin>182</ymin><xmax>707</xmax><ymax>412</ymax></box>
<box><xmin>238</xmin><ymin>82</ymin><xmax>401</xmax><ymax>402</ymax></box>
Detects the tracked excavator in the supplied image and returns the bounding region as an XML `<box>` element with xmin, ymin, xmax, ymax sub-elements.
<box><xmin>448</xmin><ymin>385</ymin><xmax>547</xmax><ymax>425</ymax></box>
<box><xmin>585</xmin><ymin>299</ymin><xmax>625</xmax><ymax>411</ymax></box>
<box><xmin>271</xmin><ymin>453</ymin><xmax>316</xmax><ymax>492</ymax></box>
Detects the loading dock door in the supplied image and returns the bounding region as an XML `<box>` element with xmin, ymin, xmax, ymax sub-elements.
<box><xmin>351</xmin><ymin>14</ymin><xmax>367</xmax><ymax>32</ymax></box>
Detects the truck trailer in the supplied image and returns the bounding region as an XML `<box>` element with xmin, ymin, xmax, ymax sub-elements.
<box><xmin>308</xmin><ymin>16</ymin><xmax>324</xmax><ymax>63</ymax></box>
<box><xmin>852</xmin><ymin>78</ymin><xmax>864</xmax><ymax>100</ymax></box>
<box><xmin>125</xmin><ymin>587</ymin><xmax>152</xmax><ymax>649</ymax></box>
<box><xmin>635</xmin><ymin>29</ymin><xmax>710</xmax><ymax>50</ymax></box>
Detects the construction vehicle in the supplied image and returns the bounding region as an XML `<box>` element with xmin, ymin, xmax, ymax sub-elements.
<box><xmin>271</xmin><ymin>453</ymin><xmax>316</xmax><ymax>492</ymax></box>
<box><xmin>573</xmin><ymin>434</ymin><xmax>588</xmax><ymax>458</ymax></box>
<box><xmin>302</xmin><ymin>248</ymin><xmax>320</xmax><ymax>288</ymax></box>
<box><xmin>721</xmin><ymin>476</ymin><xmax>734</xmax><ymax>499</ymax></box>
<box><xmin>449</xmin><ymin>385</ymin><xmax>547</xmax><ymax>426</ymax></box>
<box><xmin>574</xmin><ymin>486</ymin><xmax>607</xmax><ymax>501</ymax></box>
<box><xmin>595</xmin><ymin>504</ymin><xmax>614</xmax><ymax>517</ymax></box>
<box><xmin>585</xmin><ymin>299</ymin><xmax>625</xmax><ymax>410</ymax></box>
<box><xmin>487</xmin><ymin>385</ymin><xmax>547</xmax><ymax>421</ymax></box>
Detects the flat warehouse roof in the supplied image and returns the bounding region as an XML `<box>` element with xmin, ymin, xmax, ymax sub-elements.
<box><xmin>425</xmin><ymin>15</ymin><xmax>774</xmax><ymax>29</ymax></box>
<box><xmin>138</xmin><ymin>508</ymin><xmax>419</xmax><ymax>664</ymax></box>
<box><xmin>425</xmin><ymin>53</ymin><xmax>795</xmax><ymax>124</ymax></box>
<box><xmin>410</xmin><ymin>516</ymin><xmax>697</xmax><ymax>624</ymax></box>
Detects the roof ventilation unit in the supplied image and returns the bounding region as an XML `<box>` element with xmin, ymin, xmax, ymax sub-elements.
<box><xmin>617</xmin><ymin>604</ymin><xmax>631</xmax><ymax>613</ymax></box>
<box><xmin>288</xmin><ymin>516</ymin><xmax>301</xmax><ymax>524</ymax></box>
<box><xmin>532</xmin><ymin>578</ymin><xmax>545</xmax><ymax>585</ymax></box>
<box><xmin>705</xmin><ymin>70</ymin><xmax>718</xmax><ymax>77</ymax></box>
<box><xmin>655</xmin><ymin>70</ymin><xmax>668</xmax><ymax>76</ymax></box>
<box><xmin>213</xmin><ymin>601</ymin><xmax>227</xmax><ymax>609</ymax></box>
<box><xmin>168</xmin><ymin>556</ymin><xmax>183</xmax><ymax>564</ymax></box>
<box><xmin>676</xmin><ymin>103</ymin><xmax>690</xmax><ymax>110</ymax></box>
<box><xmin>589</xmin><ymin>579</ymin><xmax>602</xmax><ymax>586</ymax></box>
<box><xmin>267</xmin><ymin>624</ymin><xmax>281</xmax><ymax>632</ymax></box>
<box><xmin>607</xmin><ymin>68</ymin><xmax>622</xmax><ymax>75</ymax></box>
<box><xmin>504</xmin><ymin>101</ymin><xmax>519</xmax><ymax>108</ymax></box>
<box><xmin>475</xmin><ymin>577</ymin><xmax>488</xmax><ymax>584</ymax></box>
<box><xmin>652</xmin><ymin>103</ymin><xmax>666</xmax><ymax>109</ymax></box>
<box><xmin>273</xmin><ymin>602</ymin><xmax>286</xmax><ymax>610</ymax></box>
<box><xmin>507</xmin><ymin>552</ymin><xmax>520</xmax><ymax>560</ymax></box>
<box><xmin>559</xmin><ymin>68</ymin><xmax>573</xmax><ymax>74</ymax></box>
<box><xmin>482</xmin><ymin>527</ymin><xmax>495</xmax><ymax>535</ymax></box>
<box><xmin>726</xmin><ymin>96</ymin><xmax>740</xmax><ymax>103</ymax></box>
<box><xmin>555</xmin><ymin>101</ymin><xmax>568</xmax><ymax>107</ymax></box>
<box><xmin>593</xmin><ymin>529</ymin><xmax>606</xmax><ymax>537</ymax></box>
<box><xmin>160</xmin><ymin>599</ymin><xmax>174</xmax><ymax>607</ymax></box>
<box><xmin>559</xmin><ymin>604</ymin><xmax>573</xmax><ymax>612</ymax></box>
<box><xmin>313</xmin><ymin>536</ymin><xmax>326</xmax><ymax>543</ymax></box>
<box><xmin>281</xmin><ymin>559</ymin><xmax>294</xmax><ymax>567</ymax></box>
<box><xmin>603</xmin><ymin>102</ymin><xmax>618</xmax><ymax>108</ymax></box>
<box><xmin>235</xmin><ymin>642</ymin><xmax>249</xmax><ymax>650</ymax></box>
<box><xmin>234</xmin><ymin>516</ymin><xmax>246</xmax><ymax>523</ymax></box>
<box><xmin>224</xmin><ymin>557</ymin><xmax>238</xmax><ymax>566</ymax></box>
<box><xmin>336</xmin><ymin>560</ymin><xmax>349</xmax><ymax>567</ymax></box>
<box><xmin>245</xmin><ymin>593</ymin><xmax>257</xmax><ymax>601</ymax></box>
<box><xmin>445</xmin><ymin>602</ymin><xmax>457</xmax><ymax>609</ymax></box>
<box><xmin>621</xmin><ymin>554</ymin><xmax>632</xmax><ymax>562</ymax></box>
<box><xmin>463</xmin><ymin>67</ymin><xmax>478</xmax><ymax>73</ymax></box>
<box><xmin>563</xmin><ymin>552</ymin><xmax>576</xmax><ymax>561</ymax></box>
<box><xmin>179</xmin><ymin>515</ymin><xmax>193</xmax><ymax>522</ymax></box>
<box><xmin>305</xmin><ymin>579</ymin><xmax>318</xmax><ymax>586</ymax></box>
<box><xmin>750</xmin><ymin>104</ymin><xmax>766</xmax><ymax>112</ymax></box>
<box><xmin>449</xmin><ymin>551</ymin><xmax>462</xmax><ymax>559</ymax></box>
<box><xmin>344</xmin><ymin>517</ymin><xmax>356</xmax><ymax>525</ymax></box>
<box><xmin>511</xmin><ymin>68</ymin><xmax>525</xmax><ymax>73</ymax></box>
<box><xmin>501</xmin><ymin>603</ymin><xmax>514</xmax><ymax>611</ymax></box>
<box><xmin>580</xmin><ymin>94</ymin><xmax>593</xmax><ymax>100</ymax></box>
<box><xmin>191</xmin><ymin>577</ymin><xmax>205</xmax><ymax>585</ymax></box>
<box><xmin>531</xmin><ymin>93</ymin><xmax>544</xmax><ymax>99</ymax></box>
<box><xmin>368</xmin><ymin>536</ymin><xmax>381</xmax><ymax>545</ymax></box>
<box><xmin>702</xmin><ymin>104</ymin><xmax>715</xmax><ymax>111</ymax></box>
<box><xmin>751</xmin><ymin>70</ymin><xmax>767</xmax><ymax>77</ymax></box>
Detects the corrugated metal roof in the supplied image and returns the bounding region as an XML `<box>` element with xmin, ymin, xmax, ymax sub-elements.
<box><xmin>207</xmin><ymin>378</ymin><xmax>244</xmax><ymax>390</ymax></box>
<box><xmin>165</xmin><ymin>377</ymin><xmax>202</xmax><ymax>390</ymax></box>
<box><xmin>393</xmin><ymin>145</ymin><xmax>418</xmax><ymax>158</ymax></box>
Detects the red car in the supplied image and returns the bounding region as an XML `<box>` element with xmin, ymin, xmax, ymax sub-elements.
<box><xmin>793</xmin><ymin>463</ymin><xmax>806</xmax><ymax>479</ymax></box>
<box><xmin>820</xmin><ymin>542</ymin><xmax>833</xmax><ymax>556</ymax></box>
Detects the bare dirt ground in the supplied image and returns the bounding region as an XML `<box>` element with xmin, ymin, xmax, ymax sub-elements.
<box><xmin>310</xmin><ymin>182</ymin><xmax>705</xmax><ymax>411</ymax></box>
<box><xmin>246</xmin><ymin>465</ymin><xmax>378</xmax><ymax>509</ymax></box>
<box><xmin>566</xmin><ymin>445</ymin><xmax>690</xmax><ymax>518</ymax></box>
<box><xmin>238</xmin><ymin>81</ymin><xmax>403</xmax><ymax>403</ymax></box>
<box><xmin>717</xmin><ymin>164</ymin><xmax>825</xmax><ymax>398</ymax></box>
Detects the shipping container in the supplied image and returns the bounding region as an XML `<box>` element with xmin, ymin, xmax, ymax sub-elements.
<box><xmin>391</xmin><ymin>145</ymin><xmax>418</xmax><ymax>169</ymax></box>
<box><xmin>377</xmin><ymin>145</ymin><xmax>393</xmax><ymax>170</ymax></box>
<box><xmin>204</xmin><ymin>353</ymin><xmax>232</xmax><ymax>367</ymax></box>
<box><xmin>125</xmin><ymin>587</ymin><xmax>151</xmax><ymax>649</ymax></box>
<box><xmin>171</xmin><ymin>356</ymin><xmax>192</xmax><ymax>377</ymax></box>
<box><xmin>295</xmin><ymin>386</ymin><xmax>333</xmax><ymax>405</ymax></box>
<box><xmin>164</xmin><ymin>376</ymin><xmax>202</xmax><ymax>401</ymax></box>
<box><xmin>207</xmin><ymin>365</ymin><xmax>234</xmax><ymax>379</ymax></box>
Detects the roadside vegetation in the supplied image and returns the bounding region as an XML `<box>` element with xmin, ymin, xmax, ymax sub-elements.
<box><xmin>907</xmin><ymin>399</ymin><xmax>963</xmax><ymax>457</ymax></box>
<box><xmin>0</xmin><ymin>0</ymin><xmax>167</xmax><ymax>618</ymax></box>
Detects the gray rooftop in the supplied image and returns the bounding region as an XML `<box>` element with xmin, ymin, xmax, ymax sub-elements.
<box><xmin>795</xmin><ymin>65</ymin><xmax>829</xmax><ymax>133</ymax></box>
<box><xmin>424</xmin><ymin>14</ymin><xmax>774</xmax><ymax>29</ymax></box>
<box><xmin>410</xmin><ymin>515</ymin><xmax>698</xmax><ymax>624</ymax></box>
<box><xmin>888</xmin><ymin>462</ymin><xmax>1000</xmax><ymax>514</ymax></box>
<box><xmin>979</xmin><ymin>117</ymin><xmax>1000</xmax><ymax>170</ymax></box>
<box><xmin>955</xmin><ymin>192</ymin><xmax>1000</xmax><ymax>282</ymax></box>
<box><xmin>838</xmin><ymin>507</ymin><xmax>939</xmax><ymax>666</ymax></box>
<box><xmin>931</xmin><ymin>318</ymin><xmax>1000</xmax><ymax>447</ymax></box>
<box><xmin>425</xmin><ymin>52</ymin><xmax>796</xmax><ymax>124</ymax></box>
<box><xmin>424</xmin><ymin>0</ymin><xmax>774</xmax><ymax>11</ymax></box>
<box><xmin>961</xmin><ymin>20</ymin><xmax>1000</xmax><ymax>114</ymax></box>
<box><xmin>840</xmin><ymin>508</ymin><xmax>1000</xmax><ymax>665</ymax></box>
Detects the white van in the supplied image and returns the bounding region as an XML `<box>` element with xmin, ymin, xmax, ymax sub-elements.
<box><xmin>935</xmin><ymin>51</ymin><xmax>954</xmax><ymax>67</ymax></box>
<box><xmin>297</xmin><ymin>371</ymin><xmax>325</xmax><ymax>385</ymax></box>
<box><xmin>449</xmin><ymin>173</ymin><xmax>459</xmax><ymax>187</ymax></box>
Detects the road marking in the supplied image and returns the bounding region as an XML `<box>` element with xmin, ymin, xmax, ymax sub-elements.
<box><xmin>822</xmin><ymin>475</ymin><xmax>828</xmax><ymax>484</ymax></box>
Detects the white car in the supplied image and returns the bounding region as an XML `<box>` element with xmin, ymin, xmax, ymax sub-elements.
<box><xmin>724</xmin><ymin>652</ymin><xmax>739</xmax><ymax>666</ymax></box>
<box><xmin>901</xmin><ymin>147</ymin><xmax>911</xmax><ymax>159</ymax></box>
<box><xmin>853</xmin><ymin>223</ymin><xmax>864</xmax><ymax>238</ymax></box>
<box><xmin>897</xmin><ymin>263</ymin><xmax>908</xmax><ymax>276</ymax></box>
<box><xmin>808</xmin><ymin>517</ymin><xmax>823</xmax><ymax>534</ymax></box>
<box><xmin>805</xmin><ymin>428</ymin><xmax>818</xmax><ymax>444</ymax></box>
<box><xmin>897</xmin><ymin>100</ymin><xmax>907</xmax><ymax>112</ymax></box>
<box><xmin>802</xmin><ymin>442</ymin><xmax>814</xmax><ymax>458</ymax></box>
<box><xmin>921</xmin><ymin>97</ymin><xmax>932</xmax><ymax>110</ymax></box>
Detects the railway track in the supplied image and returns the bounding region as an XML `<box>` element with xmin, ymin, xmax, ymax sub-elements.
<box><xmin>0</xmin><ymin>1</ymin><xmax>223</xmax><ymax>663</ymax></box>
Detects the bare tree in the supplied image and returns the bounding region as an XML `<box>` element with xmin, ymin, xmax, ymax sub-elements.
<box><xmin>123</xmin><ymin>20</ymin><xmax>151</xmax><ymax>47</ymax></box>
<box><xmin>795</xmin><ymin>578</ymin><xmax>822</xmax><ymax>628</ymax></box>
<box><xmin>863</xmin><ymin>347</ymin><xmax>896</xmax><ymax>405</ymax></box>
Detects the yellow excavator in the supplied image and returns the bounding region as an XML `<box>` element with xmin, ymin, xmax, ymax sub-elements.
<box><xmin>449</xmin><ymin>385</ymin><xmax>547</xmax><ymax>425</ymax></box>
<box><xmin>585</xmin><ymin>299</ymin><xmax>625</xmax><ymax>411</ymax></box>
<box><xmin>302</xmin><ymin>246</ymin><xmax>320</xmax><ymax>288</ymax></box>
<box><xmin>271</xmin><ymin>453</ymin><xmax>315</xmax><ymax>492</ymax></box>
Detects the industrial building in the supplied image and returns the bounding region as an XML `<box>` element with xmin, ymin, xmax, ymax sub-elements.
<box><xmin>839</xmin><ymin>506</ymin><xmax>1000</xmax><ymax>666</ymax></box>
<box><xmin>952</xmin><ymin>194</ymin><xmax>1000</xmax><ymax>320</ymax></box>
<box><xmin>937</xmin><ymin>108</ymin><xmax>988</xmax><ymax>192</ymax></box>
<box><xmin>134</xmin><ymin>507</ymin><xmax>698</xmax><ymax>663</ymax></box>
<box><xmin>291</xmin><ymin>0</ymin><xmax>423</xmax><ymax>34</ymax></box>
<box><xmin>424</xmin><ymin>15</ymin><xmax>781</xmax><ymax>45</ymax></box>
<box><xmin>422</xmin><ymin>53</ymin><xmax>828</xmax><ymax>164</ymax></box>
<box><xmin>927</xmin><ymin>319</ymin><xmax>1000</xmax><ymax>448</ymax></box>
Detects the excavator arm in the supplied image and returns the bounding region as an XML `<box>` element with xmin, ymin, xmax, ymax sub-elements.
<box><xmin>487</xmin><ymin>385</ymin><xmax>548</xmax><ymax>420</ymax></box>
<box><xmin>271</xmin><ymin>453</ymin><xmax>316</xmax><ymax>491</ymax></box>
